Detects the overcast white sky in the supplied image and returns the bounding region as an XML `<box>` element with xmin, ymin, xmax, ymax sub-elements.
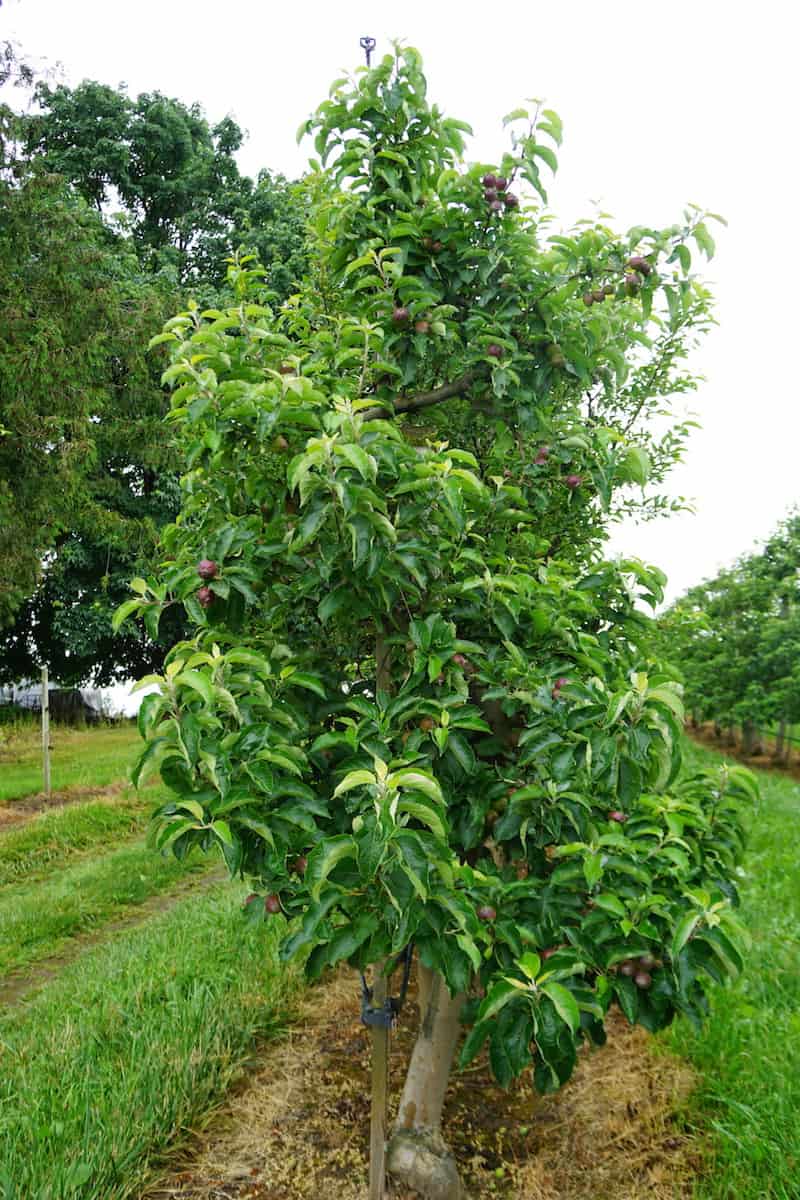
<box><xmin>4</xmin><ymin>0</ymin><xmax>798</xmax><ymax>612</ymax></box>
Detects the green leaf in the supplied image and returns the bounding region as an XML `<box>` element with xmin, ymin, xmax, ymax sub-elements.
<box><xmin>397</xmin><ymin>797</ymin><xmax>448</xmax><ymax>841</ymax></box>
<box><xmin>386</xmin><ymin>768</ymin><xmax>443</xmax><ymax>804</ymax></box>
<box><xmin>306</xmin><ymin>835</ymin><xmax>357</xmax><ymax>900</ymax></box>
<box><xmin>174</xmin><ymin>670</ymin><xmax>214</xmax><ymax>706</ymax></box>
<box><xmin>112</xmin><ymin>598</ymin><xmax>142</xmax><ymax>632</ymax></box>
<box><xmin>285</xmin><ymin>671</ymin><xmax>327</xmax><ymax>699</ymax></box>
<box><xmin>333</xmin><ymin>769</ymin><xmax>376</xmax><ymax>797</ymax></box>
<box><xmin>672</xmin><ymin>910</ymin><xmax>702</xmax><ymax>959</ymax></box>
<box><xmin>479</xmin><ymin>979</ymin><xmax>524</xmax><ymax>1021</ymax></box>
<box><xmin>540</xmin><ymin>982</ymin><xmax>580</xmax><ymax>1034</ymax></box>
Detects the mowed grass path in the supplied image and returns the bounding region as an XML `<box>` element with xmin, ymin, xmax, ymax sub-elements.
<box><xmin>665</xmin><ymin>742</ymin><xmax>800</xmax><ymax>1200</ymax></box>
<box><xmin>0</xmin><ymin>722</ymin><xmax>140</xmax><ymax>802</ymax></box>
<box><xmin>0</xmin><ymin>886</ymin><xmax>301</xmax><ymax>1200</ymax></box>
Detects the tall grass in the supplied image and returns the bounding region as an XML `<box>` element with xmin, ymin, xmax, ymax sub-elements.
<box><xmin>0</xmin><ymin>884</ymin><xmax>301</xmax><ymax>1200</ymax></box>
<box><xmin>664</xmin><ymin>741</ymin><xmax>800</xmax><ymax>1200</ymax></box>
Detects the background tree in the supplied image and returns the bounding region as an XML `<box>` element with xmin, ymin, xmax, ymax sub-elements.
<box><xmin>660</xmin><ymin>511</ymin><xmax>800</xmax><ymax>758</ymax></box>
<box><xmin>0</xmin><ymin>63</ymin><xmax>308</xmax><ymax>682</ymax></box>
<box><xmin>120</xmin><ymin>46</ymin><xmax>753</xmax><ymax>1199</ymax></box>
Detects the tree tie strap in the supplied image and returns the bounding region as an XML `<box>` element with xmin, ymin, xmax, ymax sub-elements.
<box><xmin>360</xmin><ymin>943</ymin><xmax>414</xmax><ymax>1029</ymax></box>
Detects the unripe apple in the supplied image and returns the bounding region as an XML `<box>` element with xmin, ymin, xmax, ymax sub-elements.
<box><xmin>422</xmin><ymin>236</ymin><xmax>434</xmax><ymax>251</ymax></box>
<box><xmin>414</xmin><ymin>319</ymin><xmax>431</xmax><ymax>334</ymax></box>
<box><xmin>278</xmin><ymin>362</ymin><xmax>294</xmax><ymax>375</ymax></box>
<box><xmin>634</xmin><ymin>970</ymin><xmax>652</xmax><ymax>989</ymax></box>
<box><xmin>540</xmin><ymin>946</ymin><xmax>559</xmax><ymax>960</ymax></box>
<box><xmin>265</xmin><ymin>893</ymin><xmax>282</xmax><ymax>914</ymax></box>
<box><xmin>292</xmin><ymin>855</ymin><xmax>308</xmax><ymax>875</ymax></box>
<box><xmin>624</xmin><ymin>273</ymin><xmax>641</xmax><ymax>296</ymax></box>
<box><xmin>419</xmin><ymin>716</ymin><xmax>435</xmax><ymax>732</ymax></box>
<box><xmin>565</xmin><ymin>474</ymin><xmax>582</xmax><ymax>490</ymax></box>
<box><xmin>603</xmin><ymin>283</ymin><xmax>615</xmax><ymax>297</ymax></box>
<box><xmin>607</xmin><ymin>810</ymin><xmax>628</xmax><ymax>823</ymax></box>
<box><xmin>503</xmin><ymin>192</ymin><xmax>519</xmax><ymax>209</ymax></box>
<box><xmin>481</xmin><ymin>172</ymin><xmax>498</xmax><ymax>189</ymax></box>
<box><xmin>197</xmin><ymin>559</ymin><xmax>218</xmax><ymax>580</ymax></box>
<box><xmin>244</xmin><ymin>893</ymin><xmax>261</xmax><ymax>907</ymax></box>
<box><xmin>432</xmin><ymin>240</ymin><xmax>444</xmax><ymax>252</ymax></box>
<box><xmin>274</xmin><ymin>435</ymin><xmax>289</xmax><ymax>452</ymax></box>
<box><xmin>477</xmin><ymin>904</ymin><xmax>497</xmax><ymax>922</ymax></box>
<box><xmin>488</xmin><ymin>199</ymin><xmax>504</xmax><ymax>214</ymax></box>
<box><xmin>483</xmin><ymin>187</ymin><xmax>499</xmax><ymax>203</ymax></box>
<box><xmin>638</xmin><ymin>952</ymin><xmax>657</xmax><ymax>970</ymax></box>
<box><xmin>592</xmin><ymin>289</ymin><xmax>606</xmax><ymax>303</ymax></box>
<box><xmin>487</xmin><ymin>344</ymin><xmax>503</xmax><ymax>358</ymax></box>
<box><xmin>534</xmin><ymin>445</ymin><xmax>550</xmax><ymax>465</ymax></box>
<box><xmin>392</xmin><ymin>306</ymin><xmax>410</xmax><ymax>323</ymax></box>
<box><xmin>620</xmin><ymin>960</ymin><xmax>637</xmax><ymax>977</ymax></box>
<box><xmin>494</xmin><ymin>176</ymin><xmax>508</xmax><ymax>191</ymax></box>
<box><xmin>583</xmin><ymin>291</ymin><xmax>594</xmax><ymax>307</ymax></box>
<box><xmin>197</xmin><ymin>586</ymin><xmax>214</xmax><ymax>608</ymax></box>
<box><xmin>452</xmin><ymin>653</ymin><xmax>471</xmax><ymax>669</ymax></box>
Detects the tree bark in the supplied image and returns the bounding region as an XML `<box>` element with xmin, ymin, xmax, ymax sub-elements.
<box><xmin>741</xmin><ymin>720</ymin><xmax>757</xmax><ymax>755</ymax></box>
<box><xmin>773</xmin><ymin>718</ymin><xmax>787</xmax><ymax>762</ymax></box>
<box><xmin>386</xmin><ymin>965</ymin><xmax>465</xmax><ymax>1200</ymax></box>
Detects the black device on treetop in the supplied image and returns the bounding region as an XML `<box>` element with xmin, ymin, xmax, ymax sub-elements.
<box><xmin>359</xmin><ymin>36</ymin><xmax>376</xmax><ymax>66</ymax></box>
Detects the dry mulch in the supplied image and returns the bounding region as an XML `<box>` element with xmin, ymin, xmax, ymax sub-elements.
<box><xmin>143</xmin><ymin>970</ymin><xmax>699</xmax><ymax>1200</ymax></box>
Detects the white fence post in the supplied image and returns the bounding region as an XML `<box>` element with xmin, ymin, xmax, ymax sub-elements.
<box><xmin>41</xmin><ymin>666</ymin><xmax>51</xmax><ymax>798</ymax></box>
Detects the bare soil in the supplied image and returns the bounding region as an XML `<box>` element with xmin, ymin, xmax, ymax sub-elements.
<box><xmin>143</xmin><ymin>970</ymin><xmax>698</xmax><ymax>1200</ymax></box>
<box><xmin>688</xmin><ymin>723</ymin><xmax>800</xmax><ymax>781</ymax></box>
<box><xmin>0</xmin><ymin>782</ymin><xmax>131</xmax><ymax>828</ymax></box>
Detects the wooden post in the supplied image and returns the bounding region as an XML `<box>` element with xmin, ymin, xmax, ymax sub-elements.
<box><xmin>369</xmin><ymin>962</ymin><xmax>390</xmax><ymax>1200</ymax></box>
<box><xmin>368</xmin><ymin>629</ymin><xmax>393</xmax><ymax>1200</ymax></box>
<box><xmin>41</xmin><ymin>666</ymin><xmax>51</xmax><ymax>798</ymax></box>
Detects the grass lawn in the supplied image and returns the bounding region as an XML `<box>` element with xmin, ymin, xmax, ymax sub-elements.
<box><xmin>0</xmin><ymin>791</ymin><xmax>153</xmax><ymax>887</ymax></box>
<box><xmin>664</xmin><ymin>741</ymin><xmax>800</xmax><ymax>1200</ymax></box>
<box><xmin>0</xmin><ymin>722</ymin><xmax>141</xmax><ymax>803</ymax></box>
<box><xmin>0</xmin><ymin>835</ymin><xmax>217</xmax><ymax>978</ymax></box>
<box><xmin>0</xmin><ymin>884</ymin><xmax>301</xmax><ymax>1200</ymax></box>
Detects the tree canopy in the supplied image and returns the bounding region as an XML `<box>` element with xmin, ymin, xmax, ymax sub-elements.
<box><xmin>121</xmin><ymin>52</ymin><xmax>752</xmax><ymax>1189</ymax></box>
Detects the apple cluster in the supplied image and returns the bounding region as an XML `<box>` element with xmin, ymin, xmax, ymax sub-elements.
<box><xmin>618</xmin><ymin>952</ymin><xmax>659</xmax><ymax>989</ymax></box>
<box><xmin>196</xmin><ymin>558</ymin><xmax>217</xmax><ymax>608</ymax></box>
<box><xmin>583</xmin><ymin>255</ymin><xmax>655</xmax><ymax>306</ymax></box>
<box><xmin>481</xmin><ymin>172</ymin><xmax>519</xmax><ymax>216</ymax></box>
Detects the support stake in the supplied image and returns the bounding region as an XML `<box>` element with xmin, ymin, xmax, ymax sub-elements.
<box><xmin>369</xmin><ymin>960</ymin><xmax>389</xmax><ymax>1200</ymax></box>
<box><xmin>41</xmin><ymin>666</ymin><xmax>51</xmax><ymax>798</ymax></box>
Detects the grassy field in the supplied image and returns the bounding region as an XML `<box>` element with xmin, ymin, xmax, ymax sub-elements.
<box><xmin>0</xmin><ymin>721</ymin><xmax>140</xmax><ymax>802</ymax></box>
<box><xmin>664</xmin><ymin>741</ymin><xmax>800</xmax><ymax>1200</ymax></box>
<box><xmin>0</xmin><ymin>726</ymin><xmax>796</xmax><ymax>1199</ymax></box>
<box><xmin>0</xmin><ymin>886</ymin><xmax>301</xmax><ymax>1200</ymax></box>
<box><xmin>0</xmin><ymin>836</ymin><xmax>216</xmax><ymax>978</ymax></box>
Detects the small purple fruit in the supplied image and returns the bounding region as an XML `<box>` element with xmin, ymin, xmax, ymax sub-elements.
<box><xmin>197</xmin><ymin>559</ymin><xmax>218</xmax><ymax>580</ymax></box>
<box><xmin>494</xmin><ymin>176</ymin><xmax>508</xmax><ymax>192</ymax></box>
<box><xmin>265</xmin><ymin>894</ymin><xmax>282</xmax><ymax>915</ymax></box>
<box><xmin>392</xmin><ymin>306</ymin><xmax>410</xmax><ymax>324</ymax></box>
<box><xmin>583</xmin><ymin>291</ymin><xmax>594</xmax><ymax>307</ymax></box>
<box><xmin>627</xmin><ymin>255</ymin><xmax>652</xmax><ymax>276</ymax></box>
<box><xmin>481</xmin><ymin>172</ymin><xmax>498</xmax><ymax>189</ymax></box>
<box><xmin>197</xmin><ymin>586</ymin><xmax>214</xmax><ymax>608</ymax></box>
<box><xmin>634</xmin><ymin>970</ymin><xmax>652</xmax><ymax>989</ymax></box>
<box><xmin>489</xmin><ymin>199</ymin><xmax>504</xmax><ymax>214</ymax></box>
<box><xmin>592</xmin><ymin>289</ymin><xmax>606</xmax><ymax>303</ymax></box>
<box><xmin>503</xmin><ymin>192</ymin><xmax>519</xmax><ymax>209</ymax></box>
<box><xmin>624</xmin><ymin>273</ymin><xmax>641</xmax><ymax>296</ymax></box>
<box><xmin>620</xmin><ymin>960</ymin><xmax>637</xmax><ymax>977</ymax></box>
<box><xmin>534</xmin><ymin>445</ymin><xmax>550</xmax><ymax>465</ymax></box>
<box><xmin>608</xmin><ymin>810</ymin><xmax>628</xmax><ymax>823</ymax></box>
<box><xmin>477</xmin><ymin>905</ymin><xmax>497</xmax><ymax>922</ymax></box>
<box><xmin>487</xmin><ymin>343</ymin><xmax>503</xmax><ymax>358</ymax></box>
<box><xmin>484</xmin><ymin>187</ymin><xmax>499</xmax><ymax>203</ymax></box>
<box><xmin>565</xmin><ymin>474</ymin><xmax>582</xmax><ymax>490</ymax></box>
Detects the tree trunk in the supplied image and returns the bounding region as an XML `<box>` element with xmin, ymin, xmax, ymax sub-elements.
<box><xmin>713</xmin><ymin>720</ymin><xmax>722</xmax><ymax>740</ymax></box>
<box><xmin>773</xmin><ymin>718</ymin><xmax>787</xmax><ymax>762</ymax></box>
<box><xmin>724</xmin><ymin>723</ymin><xmax>736</xmax><ymax>747</ymax></box>
<box><xmin>741</xmin><ymin>720</ymin><xmax>756</xmax><ymax>755</ymax></box>
<box><xmin>386</xmin><ymin>965</ymin><xmax>466</xmax><ymax>1200</ymax></box>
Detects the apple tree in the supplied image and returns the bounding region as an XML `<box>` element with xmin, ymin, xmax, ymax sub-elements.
<box><xmin>118</xmin><ymin>47</ymin><xmax>755</xmax><ymax>1199</ymax></box>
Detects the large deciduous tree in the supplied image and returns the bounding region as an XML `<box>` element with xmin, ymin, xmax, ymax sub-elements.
<box><xmin>120</xmin><ymin>47</ymin><xmax>753</xmax><ymax>1198</ymax></box>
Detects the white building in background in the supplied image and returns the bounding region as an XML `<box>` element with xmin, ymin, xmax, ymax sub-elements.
<box><xmin>0</xmin><ymin>680</ymin><xmax>112</xmax><ymax>719</ymax></box>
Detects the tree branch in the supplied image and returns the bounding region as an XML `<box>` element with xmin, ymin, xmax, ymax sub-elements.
<box><xmin>362</xmin><ymin>369</ymin><xmax>481</xmax><ymax>421</ymax></box>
